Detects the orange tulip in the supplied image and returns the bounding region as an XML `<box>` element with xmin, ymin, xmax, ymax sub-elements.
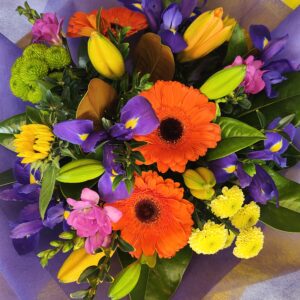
<box><xmin>178</xmin><ymin>8</ymin><xmax>236</xmax><ymax>62</ymax></box>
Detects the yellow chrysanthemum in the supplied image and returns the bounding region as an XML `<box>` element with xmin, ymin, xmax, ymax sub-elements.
<box><xmin>233</xmin><ymin>227</ymin><xmax>264</xmax><ymax>259</ymax></box>
<box><xmin>230</xmin><ymin>202</ymin><xmax>260</xmax><ymax>229</ymax></box>
<box><xmin>223</xmin><ymin>230</ymin><xmax>235</xmax><ymax>249</ymax></box>
<box><xmin>210</xmin><ymin>186</ymin><xmax>244</xmax><ymax>219</ymax></box>
<box><xmin>14</xmin><ymin>124</ymin><xmax>54</xmax><ymax>164</ymax></box>
<box><xmin>188</xmin><ymin>221</ymin><xmax>228</xmax><ymax>255</ymax></box>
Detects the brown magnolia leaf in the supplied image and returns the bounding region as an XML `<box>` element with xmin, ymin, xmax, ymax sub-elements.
<box><xmin>134</xmin><ymin>33</ymin><xmax>175</xmax><ymax>82</ymax></box>
<box><xmin>76</xmin><ymin>78</ymin><xmax>118</xmax><ymax>129</ymax></box>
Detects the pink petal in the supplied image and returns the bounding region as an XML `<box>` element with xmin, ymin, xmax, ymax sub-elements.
<box><xmin>104</xmin><ymin>206</ymin><xmax>122</xmax><ymax>223</ymax></box>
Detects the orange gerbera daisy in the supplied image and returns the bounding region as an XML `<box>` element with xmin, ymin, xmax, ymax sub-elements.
<box><xmin>109</xmin><ymin>171</ymin><xmax>194</xmax><ymax>258</ymax></box>
<box><xmin>135</xmin><ymin>81</ymin><xmax>221</xmax><ymax>173</ymax></box>
<box><xmin>67</xmin><ymin>7</ymin><xmax>148</xmax><ymax>38</ymax></box>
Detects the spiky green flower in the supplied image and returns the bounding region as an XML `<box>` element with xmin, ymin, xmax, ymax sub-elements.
<box><xmin>23</xmin><ymin>43</ymin><xmax>48</xmax><ymax>60</ymax></box>
<box><xmin>10</xmin><ymin>75</ymin><xmax>30</xmax><ymax>100</ymax></box>
<box><xmin>20</xmin><ymin>58</ymin><xmax>48</xmax><ymax>83</ymax></box>
<box><xmin>27</xmin><ymin>82</ymin><xmax>43</xmax><ymax>103</ymax></box>
<box><xmin>11</xmin><ymin>57</ymin><xmax>27</xmax><ymax>76</ymax></box>
<box><xmin>45</xmin><ymin>46</ymin><xmax>71</xmax><ymax>70</ymax></box>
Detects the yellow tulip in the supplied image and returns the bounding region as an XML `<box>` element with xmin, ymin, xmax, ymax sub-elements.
<box><xmin>57</xmin><ymin>248</ymin><xmax>107</xmax><ymax>283</ymax></box>
<box><xmin>88</xmin><ymin>31</ymin><xmax>125</xmax><ymax>79</ymax></box>
<box><xmin>179</xmin><ymin>8</ymin><xmax>236</xmax><ymax>62</ymax></box>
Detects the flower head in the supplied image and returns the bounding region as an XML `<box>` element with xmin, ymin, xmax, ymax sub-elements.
<box><xmin>23</xmin><ymin>43</ymin><xmax>48</xmax><ymax>60</ymax></box>
<box><xmin>14</xmin><ymin>124</ymin><xmax>54</xmax><ymax>164</ymax></box>
<box><xmin>223</xmin><ymin>230</ymin><xmax>235</xmax><ymax>249</ymax></box>
<box><xmin>66</xmin><ymin>188</ymin><xmax>122</xmax><ymax>254</ymax></box>
<box><xmin>179</xmin><ymin>8</ymin><xmax>236</xmax><ymax>62</ymax></box>
<box><xmin>45</xmin><ymin>46</ymin><xmax>71</xmax><ymax>70</ymax></box>
<box><xmin>19</xmin><ymin>58</ymin><xmax>48</xmax><ymax>84</ymax></box>
<box><xmin>32</xmin><ymin>13</ymin><xmax>63</xmax><ymax>45</ymax></box>
<box><xmin>135</xmin><ymin>81</ymin><xmax>221</xmax><ymax>173</ymax></box>
<box><xmin>109</xmin><ymin>171</ymin><xmax>194</xmax><ymax>258</ymax></box>
<box><xmin>67</xmin><ymin>7</ymin><xmax>147</xmax><ymax>38</ymax></box>
<box><xmin>233</xmin><ymin>227</ymin><xmax>264</xmax><ymax>259</ymax></box>
<box><xmin>188</xmin><ymin>221</ymin><xmax>228</xmax><ymax>254</ymax></box>
<box><xmin>210</xmin><ymin>186</ymin><xmax>244</xmax><ymax>219</ymax></box>
<box><xmin>230</xmin><ymin>202</ymin><xmax>260</xmax><ymax>230</ymax></box>
<box><xmin>229</xmin><ymin>55</ymin><xmax>265</xmax><ymax>94</ymax></box>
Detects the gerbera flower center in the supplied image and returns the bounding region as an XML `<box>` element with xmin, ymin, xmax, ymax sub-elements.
<box><xmin>159</xmin><ymin>118</ymin><xmax>183</xmax><ymax>143</ymax></box>
<box><xmin>135</xmin><ymin>199</ymin><xmax>159</xmax><ymax>223</ymax></box>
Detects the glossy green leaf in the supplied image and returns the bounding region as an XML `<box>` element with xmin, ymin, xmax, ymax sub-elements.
<box><xmin>238</xmin><ymin>72</ymin><xmax>300</xmax><ymax>127</ymax></box>
<box><xmin>260</xmin><ymin>167</ymin><xmax>300</xmax><ymax>232</ymax></box>
<box><xmin>39</xmin><ymin>163</ymin><xmax>59</xmax><ymax>219</ymax></box>
<box><xmin>57</xmin><ymin>159</ymin><xmax>104</xmax><ymax>183</ymax></box>
<box><xmin>0</xmin><ymin>169</ymin><xmax>15</xmax><ymax>187</ymax></box>
<box><xmin>0</xmin><ymin>113</ymin><xmax>26</xmax><ymax>151</ymax></box>
<box><xmin>207</xmin><ymin>117</ymin><xmax>265</xmax><ymax>160</ymax></box>
<box><xmin>118</xmin><ymin>247</ymin><xmax>192</xmax><ymax>300</ymax></box>
<box><xmin>223</xmin><ymin>24</ymin><xmax>247</xmax><ymax>65</ymax></box>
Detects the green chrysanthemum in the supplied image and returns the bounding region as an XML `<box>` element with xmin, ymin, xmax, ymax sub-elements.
<box><xmin>10</xmin><ymin>75</ymin><xmax>30</xmax><ymax>100</ymax></box>
<box><xmin>23</xmin><ymin>43</ymin><xmax>48</xmax><ymax>60</ymax></box>
<box><xmin>11</xmin><ymin>57</ymin><xmax>27</xmax><ymax>76</ymax></box>
<box><xmin>48</xmin><ymin>71</ymin><xmax>63</xmax><ymax>82</ymax></box>
<box><xmin>20</xmin><ymin>58</ymin><xmax>49</xmax><ymax>83</ymax></box>
<box><xmin>45</xmin><ymin>46</ymin><xmax>71</xmax><ymax>70</ymax></box>
<box><xmin>27</xmin><ymin>82</ymin><xmax>43</xmax><ymax>103</ymax></box>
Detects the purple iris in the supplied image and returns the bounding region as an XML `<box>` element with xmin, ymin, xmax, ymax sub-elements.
<box><xmin>53</xmin><ymin>120</ymin><xmax>108</xmax><ymax>153</ymax></box>
<box><xmin>109</xmin><ymin>95</ymin><xmax>159</xmax><ymax>141</ymax></box>
<box><xmin>0</xmin><ymin>159</ymin><xmax>64</xmax><ymax>254</ymax></box>
<box><xmin>248</xmin><ymin>118</ymin><xmax>296</xmax><ymax>168</ymax></box>
<box><xmin>249</xmin><ymin>24</ymin><xmax>299</xmax><ymax>98</ymax></box>
<box><xmin>208</xmin><ymin>153</ymin><xmax>251</xmax><ymax>188</ymax></box>
<box><xmin>247</xmin><ymin>165</ymin><xmax>278</xmax><ymax>205</ymax></box>
<box><xmin>98</xmin><ymin>143</ymin><xmax>130</xmax><ymax>203</ymax></box>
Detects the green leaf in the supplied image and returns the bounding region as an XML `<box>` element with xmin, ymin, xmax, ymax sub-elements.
<box><xmin>56</xmin><ymin>159</ymin><xmax>104</xmax><ymax>183</ymax></box>
<box><xmin>77</xmin><ymin>266</ymin><xmax>99</xmax><ymax>284</ymax></box>
<box><xmin>118</xmin><ymin>237</ymin><xmax>135</xmax><ymax>252</ymax></box>
<box><xmin>238</xmin><ymin>72</ymin><xmax>300</xmax><ymax>126</ymax></box>
<box><xmin>39</xmin><ymin>163</ymin><xmax>59</xmax><ymax>219</ymax></box>
<box><xmin>26</xmin><ymin>106</ymin><xmax>46</xmax><ymax>124</ymax></box>
<box><xmin>0</xmin><ymin>169</ymin><xmax>15</xmax><ymax>187</ymax></box>
<box><xmin>207</xmin><ymin>117</ymin><xmax>265</xmax><ymax>160</ymax></box>
<box><xmin>59</xmin><ymin>179</ymin><xmax>98</xmax><ymax>199</ymax></box>
<box><xmin>0</xmin><ymin>113</ymin><xmax>26</xmax><ymax>151</ymax></box>
<box><xmin>260</xmin><ymin>167</ymin><xmax>300</xmax><ymax>232</ymax></box>
<box><xmin>70</xmin><ymin>290</ymin><xmax>89</xmax><ymax>299</ymax></box>
<box><xmin>118</xmin><ymin>247</ymin><xmax>192</xmax><ymax>300</ymax></box>
<box><xmin>223</xmin><ymin>24</ymin><xmax>248</xmax><ymax>65</ymax></box>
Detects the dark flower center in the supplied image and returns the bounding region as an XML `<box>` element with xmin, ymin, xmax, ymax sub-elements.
<box><xmin>159</xmin><ymin>118</ymin><xmax>183</xmax><ymax>143</ymax></box>
<box><xmin>135</xmin><ymin>199</ymin><xmax>159</xmax><ymax>223</ymax></box>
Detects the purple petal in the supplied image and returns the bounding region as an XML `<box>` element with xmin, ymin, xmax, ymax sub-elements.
<box><xmin>19</xmin><ymin>204</ymin><xmax>40</xmax><ymax>222</ymax></box>
<box><xmin>53</xmin><ymin>119</ymin><xmax>94</xmax><ymax>145</ymax></box>
<box><xmin>13</xmin><ymin>183</ymin><xmax>40</xmax><ymax>203</ymax></box>
<box><xmin>249</xmin><ymin>24</ymin><xmax>271</xmax><ymax>51</ymax></box>
<box><xmin>142</xmin><ymin>0</ymin><xmax>163</xmax><ymax>32</ymax></box>
<box><xmin>180</xmin><ymin>0</ymin><xmax>198</xmax><ymax>19</ymax></box>
<box><xmin>43</xmin><ymin>203</ymin><xmax>64</xmax><ymax>229</ymax></box>
<box><xmin>265</xmin><ymin>132</ymin><xmax>289</xmax><ymax>154</ymax></box>
<box><xmin>109</xmin><ymin>123</ymin><xmax>134</xmax><ymax>141</ymax></box>
<box><xmin>273</xmin><ymin>154</ymin><xmax>287</xmax><ymax>168</ymax></box>
<box><xmin>118</xmin><ymin>0</ymin><xmax>143</xmax><ymax>11</ymax></box>
<box><xmin>267</xmin><ymin>117</ymin><xmax>281</xmax><ymax>130</ymax></box>
<box><xmin>262</xmin><ymin>35</ymin><xmax>288</xmax><ymax>62</ymax></box>
<box><xmin>284</xmin><ymin>123</ymin><xmax>296</xmax><ymax>141</ymax></box>
<box><xmin>247</xmin><ymin>150</ymin><xmax>274</xmax><ymax>161</ymax></box>
<box><xmin>81</xmin><ymin>131</ymin><xmax>108</xmax><ymax>153</ymax></box>
<box><xmin>0</xmin><ymin>188</ymin><xmax>21</xmax><ymax>201</ymax></box>
<box><xmin>159</xmin><ymin>29</ymin><xmax>187</xmax><ymax>53</ymax></box>
<box><xmin>103</xmin><ymin>144</ymin><xmax>123</xmax><ymax>174</ymax></box>
<box><xmin>120</xmin><ymin>96</ymin><xmax>159</xmax><ymax>136</ymax></box>
<box><xmin>12</xmin><ymin>234</ymin><xmax>39</xmax><ymax>255</ymax></box>
<box><xmin>98</xmin><ymin>172</ymin><xmax>131</xmax><ymax>203</ymax></box>
<box><xmin>162</xmin><ymin>3</ymin><xmax>182</xmax><ymax>30</ymax></box>
<box><xmin>236</xmin><ymin>162</ymin><xmax>252</xmax><ymax>188</ymax></box>
<box><xmin>10</xmin><ymin>220</ymin><xmax>44</xmax><ymax>239</ymax></box>
<box><xmin>264</xmin><ymin>59</ymin><xmax>298</xmax><ymax>74</ymax></box>
<box><xmin>262</xmin><ymin>70</ymin><xmax>285</xmax><ymax>98</ymax></box>
<box><xmin>293</xmin><ymin>127</ymin><xmax>300</xmax><ymax>151</ymax></box>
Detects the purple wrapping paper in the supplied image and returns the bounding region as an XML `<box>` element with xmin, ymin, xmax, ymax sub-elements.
<box><xmin>0</xmin><ymin>1</ymin><xmax>300</xmax><ymax>299</ymax></box>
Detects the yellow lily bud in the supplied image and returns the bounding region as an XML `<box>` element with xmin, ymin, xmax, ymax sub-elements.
<box><xmin>57</xmin><ymin>248</ymin><xmax>110</xmax><ymax>283</ymax></box>
<box><xmin>179</xmin><ymin>8</ymin><xmax>236</xmax><ymax>62</ymax></box>
<box><xmin>88</xmin><ymin>31</ymin><xmax>125</xmax><ymax>80</ymax></box>
<box><xmin>183</xmin><ymin>167</ymin><xmax>216</xmax><ymax>200</ymax></box>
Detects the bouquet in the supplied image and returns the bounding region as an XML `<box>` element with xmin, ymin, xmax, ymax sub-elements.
<box><xmin>1</xmin><ymin>0</ymin><xmax>300</xmax><ymax>299</ymax></box>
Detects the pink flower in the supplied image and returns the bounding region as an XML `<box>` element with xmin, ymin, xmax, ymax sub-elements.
<box><xmin>230</xmin><ymin>55</ymin><xmax>265</xmax><ymax>94</ymax></box>
<box><xmin>32</xmin><ymin>13</ymin><xmax>63</xmax><ymax>45</ymax></box>
<box><xmin>67</xmin><ymin>188</ymin><xmax>122</xmax><ymax>254</ymax></box>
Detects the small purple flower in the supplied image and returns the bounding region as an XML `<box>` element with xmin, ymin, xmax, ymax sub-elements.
<box><xmin>229</xmin><ymin>55</ymin><xmax>265</xmax><ymax>95</ymax></box>
<box><xmin>247</xmin><ymin>165</ymin><xmax>278</xmax><ymax>205</ymax></box>
<box><xmin>53</xmin><ymin>119</ymin><xmax>108</xmax><ymax>152</ymax></box>
<box><xmin>249</xmin><ymin>24</ymin><xmax>299</xmax><ymax>98</ymax></box>
<box><xmin>98</xmin><ymin>144</ymin><xmax>131</xmax><ymax>203</ymax></box>
<box><xmin>109</xmin><ymin>95</ymin><xmax>159</xmax><ymax>141</ymax></box>
<box><xmin>32</xmin><ymin>13</ymin><xmax>63</xmax><ymax>45</ymax></box>
<box><xmin>66</xmin><ymin>188</ymin><xmax>122</xmax><ymax>254</ymax></box>
<box><xmin>248</xmin><ymin>118</ymin><xmax>296</xmax><ymax>168</ymax></box>
<box><xmin>142</xmin><ymin>0</ymin><xmax>163</xmax><ymax>32</ymax></box>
